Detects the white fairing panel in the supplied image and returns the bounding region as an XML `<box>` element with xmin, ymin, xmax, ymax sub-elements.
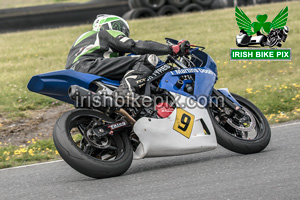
<box><xmin>133</xmin><ymin>93</ymin><xmax>217</xmax><ymax>159</ymax></box>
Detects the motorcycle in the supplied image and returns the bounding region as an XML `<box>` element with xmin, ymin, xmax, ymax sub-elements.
<box><xmin>27</xmin><ymin>38</ymin><xmax>271</xmax><ymax>178</ymax></box>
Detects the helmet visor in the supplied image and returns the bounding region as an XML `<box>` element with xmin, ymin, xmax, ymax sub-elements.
<box><xmin>111</xmin><ymin>20</ymin><xmax>130</xmax><ymax>37</ymax></box>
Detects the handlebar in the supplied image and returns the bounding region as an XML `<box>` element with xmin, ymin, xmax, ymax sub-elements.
<box><xmin>165</xmin><ymin>37</ymin><xmax>205</xmax><ymax>51</ymax></box>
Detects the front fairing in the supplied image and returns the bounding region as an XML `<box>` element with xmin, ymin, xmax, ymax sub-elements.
<box><xmin>190</xmin><ymin>48</ymin><xmax>218</xmax><ymax>78</ymax></box>
<box><xmin>159</xmin><ymin>49</ymin><xmax>218</xmax><ymax>100</ymax></box>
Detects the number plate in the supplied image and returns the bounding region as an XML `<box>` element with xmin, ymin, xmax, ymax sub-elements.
<box><xmin>173</xmin><ymin>108</ymin><xmax>195</xmax><ymax>138</ymax></box>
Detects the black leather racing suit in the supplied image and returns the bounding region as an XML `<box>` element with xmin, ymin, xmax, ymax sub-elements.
<box><xmin>65</xmin><ymin>29</ymin><xmax>172</xmax><ymax>93</ymax></box>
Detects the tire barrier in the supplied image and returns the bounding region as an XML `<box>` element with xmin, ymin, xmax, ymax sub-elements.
<box><xmin>192</xmin><ymin>0</ymin><xmax>214</xmax><ymax>6</ymax></box>
<box><xmin>167</xmin><ymin>0</ymin><xmax>191</xmax><ymax>8</ymax></box>
<box><xmin>122</xmin><ymin>7</ymin><xmax>157</xmax><ymax>20</ymax></box>
<box><xmin>124</xmin><ymin>0</ymin><xmax>209</xmax><ymax>20</ymax></box>
<box><xmin>124</xmin><ymin>0</ymin><xmax>288</xmax><ymax>20</ymax></box>
<box><xmin>181</xmin><ymin>3</ymin><xmax>205</xmax><ymax>12</ymax></box>
<box><xmin>227</xmin><ymin>0</ymin><xmax>234</xmax><ymax>7</ymax></box>
<box><xmin>209</xmin><ymin>0</ymin><xmax>228</xmax><ymax>9</ymax></box>
<box><xmin>236</xmin><ymin>0</ymin><xmax>254</xmax><ymax>6</ymax></box>
<box><xmin>0</xmin><ymin>0</ymin><xmax>129</xmax><ymax>33</ymax></box>
<box><xmin>129</xmin><ymin>0</ymin><xmax>167</xmax><ymax>10</ymax></box>
<box><xmin>0</xmin><ymin>0</ymin><xmax>289</xmax><ymax>33</ymax></box>
<box><xmin>124</xmin><ymin>0</ymin><xmax>221</xmax><ymax>20</ymax></box>
<box><xmin>157</xmin><ymin>5</ymin><xmax>181</xmax><ymax>16</ymax></box>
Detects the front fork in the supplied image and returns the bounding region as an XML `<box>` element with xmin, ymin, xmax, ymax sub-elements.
<box><xmin>211</xmin><ymin>88</ymin><xmax>245</xmax><ymax>118</ymax></box>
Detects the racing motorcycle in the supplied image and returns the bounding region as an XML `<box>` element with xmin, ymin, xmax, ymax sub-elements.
<box><xmin>27</xmin><ymin>38</ymin><xmax>271</xmax><ymax>178</ymax></box>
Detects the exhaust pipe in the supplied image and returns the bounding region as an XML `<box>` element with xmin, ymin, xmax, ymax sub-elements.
<box><xmin>69</xmin><ymin>85</ymin><xmax>136</xmax><ymax>124</ymax></box>
<box><xmin>68</xmin><ymin>85</ymin><xmax>117</xmax><ymax>108</ymax></box>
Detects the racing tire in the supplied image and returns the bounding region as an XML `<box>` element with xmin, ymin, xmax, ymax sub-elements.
<box><xmin>209</xmin><ymin>93</ymin><xmax>271</xmax><ymax>154</ymax></box>
<box><xmin>128</xmin><ymin>0</ymin><xmax>141</xmax><ymax>9</ymax></box>
<box><xmin>227</xmin><ymin>0</ymin><xmax>234</xmax><ymax>7</ymax></box>
<box><xmin>237</xmin><ymin>0</ymin><xmax>255</xmax><ymax>6</ymax></box>
<box><xmin>122</xmin><ymin>10</ymin><xmax>135</xmax><ymax>20</ymax></box>
<box><xmin>192</xmin><ymin>0</ymin><xmax>214</xmax><ymax>6</ymax></box>
<box><xmin>209</xmin><ymin>0</ymin><xmax>228</xmax><ymax>9</ymax></box>
<box><xmin>256</xmin><ymin>0</ymin><xmax>270</xmax><ymax>4</ymax></box>
<box><xmin>136</xmin><ymin>0</ymin><xmax>167</xmax><ymax>10</ymax></box>
<box><xmin>182</xmin><ymin>3</ymin><xmax>204</xmax><ymax>12</ymax></box>
<box><xmin>157</xmin><ymin>5</ymin><xmax>180</xmax><ymax>16</ymax></box>
<box><xmin>167</xmin><ymin>0</ymin><xmax>190</xmax><ymax>8</ymax></box>
<box><xmin>53</xmin><ymin>109</ymin><xmax>133</xmax><ymax>179</ymax></box>
<box><xmin>122</xmin><ymin>8</ymin><xmax>157</xmax><ymax>20</ymax></box>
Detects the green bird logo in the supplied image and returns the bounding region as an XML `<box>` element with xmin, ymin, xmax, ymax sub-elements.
<box><xmin>235</xmin><ymin>6</ymin><xmax>288</xmax><ymax>35</ymax></box>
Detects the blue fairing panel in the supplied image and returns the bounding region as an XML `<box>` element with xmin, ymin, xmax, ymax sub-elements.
<box><xmin>27</xmin><ymin>70</ymin><xmax>120</xmax><ymax>104</ymax></box>
<box><xmin>159</xmin><ymin>68</ymin><xmax>217</xmax><ymax>101</ymax></box>
<box><xmin>190</xmin><ymin>48</ymin><xmax>218</xmax><ymax>79</ymax></box>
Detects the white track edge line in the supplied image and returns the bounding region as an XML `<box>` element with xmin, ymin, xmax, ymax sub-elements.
<box><xmin>0</xmin><ymin>160</ymin><xmax>63</xmax><ymax>171</ymax></box>
<box><xmin>271</xmin><ymin>121</ymin><xmax>300</xmax><ymax>129</ymax></box>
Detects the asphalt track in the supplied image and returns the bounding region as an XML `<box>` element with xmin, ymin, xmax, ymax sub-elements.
<box><xmin>1</xmin><ymin>122</ymin><xmax>299</xmax><ymax>200</ymax></box>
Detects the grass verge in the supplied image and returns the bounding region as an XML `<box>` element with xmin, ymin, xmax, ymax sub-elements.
<box><xmin>0</xmin><ymin>138</ymin><xmax>59</xmax><ymax>169</ymax></box>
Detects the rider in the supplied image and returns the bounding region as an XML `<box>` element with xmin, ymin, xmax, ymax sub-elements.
<box><xmin>65</xmin><ymin>14</ymin><xmax>190</xmax><ymax>100</ymax></box>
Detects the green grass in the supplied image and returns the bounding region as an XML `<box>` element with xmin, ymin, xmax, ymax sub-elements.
<box><xmin>0</xmin><ymin>138</ymin><xmax>59</xmax><ymax>168</ymax></box>
<box><xmin>0</xmin><ymin>133</ymin><xmax>85</xmax><ymax>169</ymax></box>
<box><xmin>0</xmin><ymin>0</ymin><xmax>90</xmax><ymax>9</ymax></box>
<box><xmin>0</xmin><ymin>1</ymin><xmax>299</xmax><ymax>123</ymax></box>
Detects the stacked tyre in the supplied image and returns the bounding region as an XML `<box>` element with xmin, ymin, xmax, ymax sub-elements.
<box><xmin>123</xmin><ymin>0</ymin><xmax>225</xmax><ymax>20</ymax></box>
<box><xmin>123</xmin><ymin>0</ymin><xmax>279</xmax><ymax>20</ymax></box>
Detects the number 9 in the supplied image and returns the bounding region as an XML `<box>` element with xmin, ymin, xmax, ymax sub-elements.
<box><xmin>178</xmin><ymin>114</ymin><xmax>191</xmax><ymax>132</ymax></box>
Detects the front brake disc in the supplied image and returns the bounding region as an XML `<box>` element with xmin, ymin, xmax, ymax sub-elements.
<box><xmin>226</xmin><ymin>107</ymin><xmax>256</xmax><ymax>132</ymax></box>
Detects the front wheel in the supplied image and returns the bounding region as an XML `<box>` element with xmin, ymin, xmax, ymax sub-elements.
<box><xmin>53</xmin><ymin>109</ymin><xmax>133</xmax><ymax>179</ymax></box>
<box><xmin>209</xmin><ymin>93</ymin><xmax>271</xmax><ymax>154</ymax></box>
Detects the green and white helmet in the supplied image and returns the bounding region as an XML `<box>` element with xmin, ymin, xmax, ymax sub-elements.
<box><xmin>93</xmin><ymin>14</ymin><xmax>130</xmax><ymax>37</ymax></box>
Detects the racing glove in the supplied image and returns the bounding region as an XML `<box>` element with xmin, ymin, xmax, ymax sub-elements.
<box><xmin>171</xmin><ymin>40</ymin><xmax>190</xmax><ymax>56</ymax></box>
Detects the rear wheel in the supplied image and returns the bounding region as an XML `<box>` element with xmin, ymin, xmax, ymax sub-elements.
<box><xmin>53</xmin><ymin>109</ymin><xmax>133</xmax><ymax>178</ymax></box>
<box><xmin>209</xmin><ymin>93</ymin><xmax>271</xmax><ymax>154</ymax></box>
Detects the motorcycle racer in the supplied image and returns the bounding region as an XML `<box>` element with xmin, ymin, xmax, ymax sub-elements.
<box><xmin>65</xmin><ymin>14</ymin><xmax>190</xmax><ymax>100</ymax></box>
<box><xmin>29</xmin><ymin>35</ymin><xmax>271</xmax><ymax>178</ymax></box>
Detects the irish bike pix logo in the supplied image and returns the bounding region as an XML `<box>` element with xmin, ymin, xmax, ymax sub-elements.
<box><xmin>231</xmin><ymin>6</ymin><xmax>291</xmax><ymax>61</ymax></box>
